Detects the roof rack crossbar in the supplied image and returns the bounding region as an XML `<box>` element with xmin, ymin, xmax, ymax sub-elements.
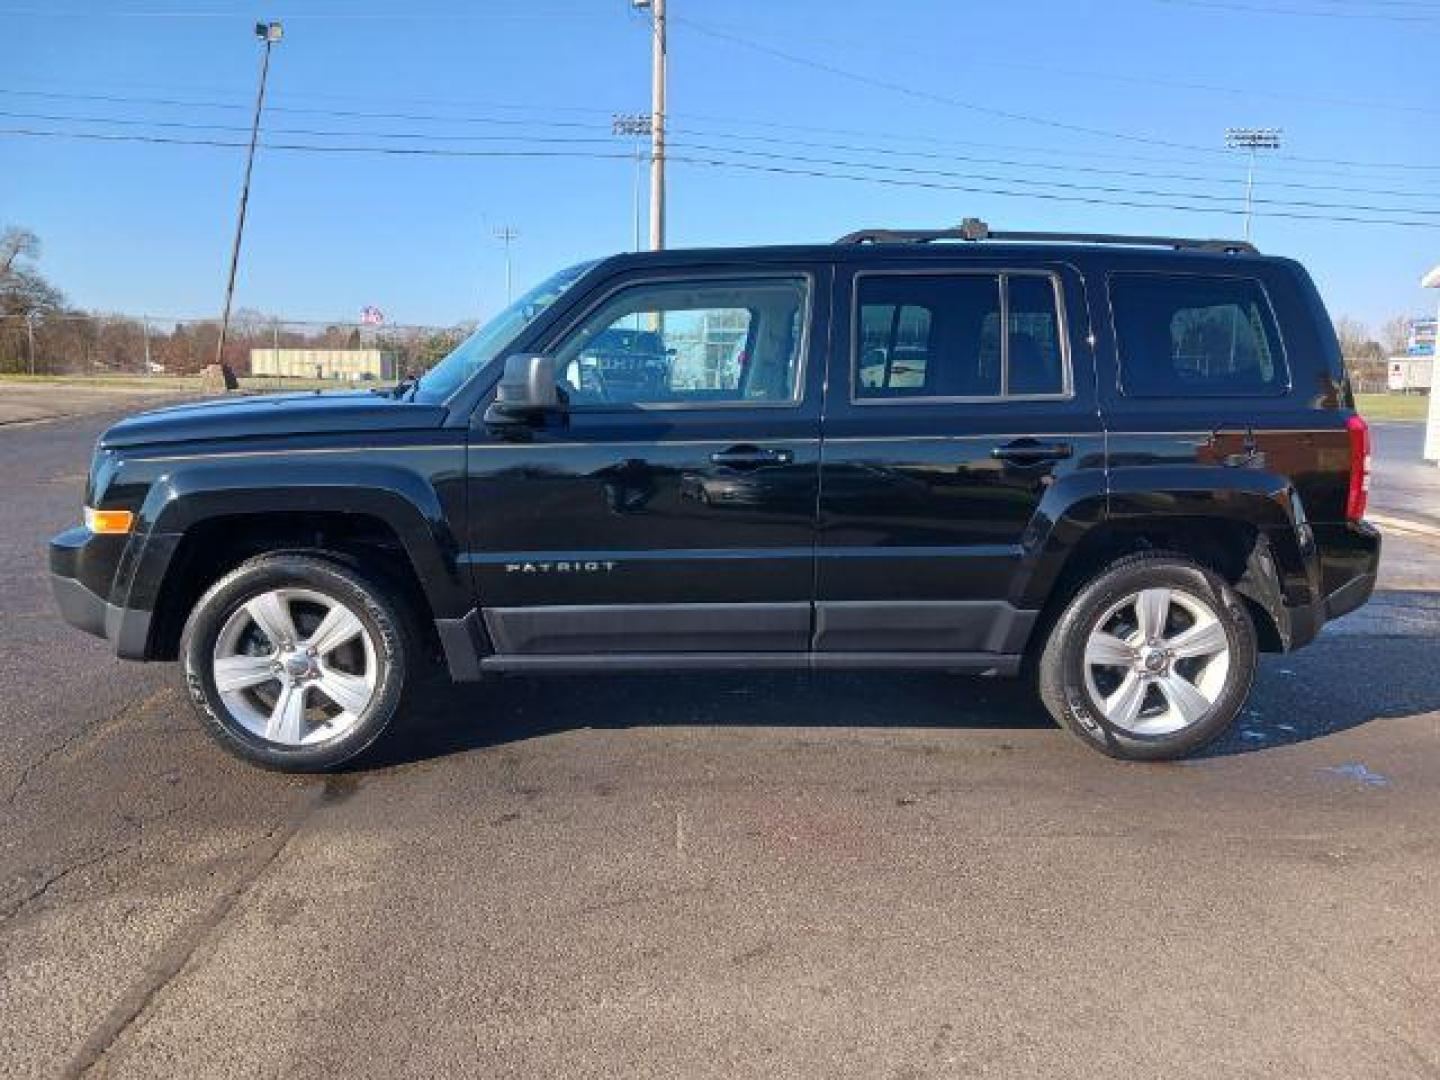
<box><xmin>836</xmin><ymin>218</ymin><xmax>1257</xmax><ymax>254</ymax></box>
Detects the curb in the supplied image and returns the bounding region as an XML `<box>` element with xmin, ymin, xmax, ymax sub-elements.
<box><xmin>1369</xmin><ymin>512</ymin><xmax>1440</xmax><ymax>541</ymax></box>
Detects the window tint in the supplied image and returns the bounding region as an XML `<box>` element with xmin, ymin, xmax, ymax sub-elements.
<box><xmin>854</xmin><ymin>273</ymin><xmax>1066</xmax><ymax>400</ymax></box>
<box><xmin>554</xmin><ymin>277</ymin><xmax>808</xmax><ymax>406</ymax></box>
<box><xmin>1110</xmin><ymin>273</ymin><xmax>1285</xmax><ymax>397</ymax></box>
<box><xmin>858</xmin><ymin>302</ymin><xmax>933</xmax><ymax>391</ymax></box>
<box><xmin>1007</xmin><ymin>276</ymin><xmax>1066</xmax><ymax>395</ymax></box>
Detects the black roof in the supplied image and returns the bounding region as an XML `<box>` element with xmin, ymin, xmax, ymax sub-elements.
<box><xmin>590</xmin><ymin>240</ymin><xmax>1277</xmax><ymax>274</ymax></box>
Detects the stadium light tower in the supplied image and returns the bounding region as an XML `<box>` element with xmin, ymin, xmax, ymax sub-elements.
<box><xmin>493</xmin><ymin>226</ymin><xmax>520</xmax><ymax>305</ymax></box>
<box><xmin>215</xmin><ymin>20</ymin><xmax>283</xmax><ymax>373</ymax></box>
<box><xmin>1225</xmin><ymin>127</ymin><xmax>1282</xmax><ymax>242</ymax></box>
<box><xmin>612</xmin><ymin>112</ymin><xmax>652</xmax><ymax>251</ymax></box>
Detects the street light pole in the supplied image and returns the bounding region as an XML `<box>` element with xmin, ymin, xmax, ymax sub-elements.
<box><xmin>216</xmin><ymin>20</ymin><xmax>283</xmax><ymax>372</ymax></box>
<box><xmin>1224</xmin><ymin>127</ymin><xmax>1282</xmax><ymax>242</ymax></box>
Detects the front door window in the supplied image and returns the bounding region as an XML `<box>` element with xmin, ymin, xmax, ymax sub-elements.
<box><xmin>553</xmin><ymin>277</ymin><xmax>810</xmax><ymax>407</ymax></box>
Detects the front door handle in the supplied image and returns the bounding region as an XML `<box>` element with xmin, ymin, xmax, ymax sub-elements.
<box><xmin>990</xmin><ymin>440</ymin><xmax>1074</xmax><ymax>464</ymax></box>
<box><xmin>710</xmin><ymin>445</ymin><xmax>794</xmax><ymax>468</ymax></box>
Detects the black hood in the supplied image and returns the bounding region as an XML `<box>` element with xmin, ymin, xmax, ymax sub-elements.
<box><xmin>98</xmin><ymin>391</ymin><xmax>449</xmax><ymax>450</ymax></box>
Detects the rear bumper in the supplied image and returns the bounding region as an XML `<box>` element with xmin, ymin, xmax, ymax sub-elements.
<box><xmin>1284</xmin><ymin>520</ymin><xmax>1381</xmax><ymax>650</ymax></box>
<box><xmin>1324</xmin><ymin>569</ymin><xmax>1376</xmax><ymax>621</ymax></box>
<box><xmin>49</xmin><ymin>526</ymin><xmax>154</xmax><ymax>658</ymax></box>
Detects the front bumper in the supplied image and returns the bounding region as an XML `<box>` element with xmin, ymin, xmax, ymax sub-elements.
<box><xmin>49</xmin><ymin>526</ymin><xmax>154</xmax><ymax>658</ymax></box>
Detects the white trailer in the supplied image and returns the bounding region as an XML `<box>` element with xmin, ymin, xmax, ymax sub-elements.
<box><xmin>1387</xmin><ymin>356</ymin><xmax>1433</xmax><ymax>393</ymax></box>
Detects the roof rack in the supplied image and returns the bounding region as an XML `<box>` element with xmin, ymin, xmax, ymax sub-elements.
<box><xmin>836</xmin><ymin>217</ymin><xmax>1257</xmax><ymax>255</ymax></box>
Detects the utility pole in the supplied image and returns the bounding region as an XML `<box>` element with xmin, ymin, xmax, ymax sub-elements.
<box><xmin>612</xmin><ymin>113</ymin><xmax>652</xmax><ymax>251</ymax></box>
<box><xmin>1224</xmin><ymin>127</ymin><xmax>1282</xmax><ymax>242</ymax></box>
<box><xmin>493</xmin><ymin>226</ymin><xmax>520</xmax><ymax>305</ymax></box>
<box><xmin>633</xmin><ymin>0</ymin><xmax>666</xmax><ymax>251</ymax></box>
<box><xmin>216</xmin><ymin>20</ymin><xmax>283</xmax><ymax>372</ymax></box>
<box><xmin>25</xmin><ymin>311</ymin><xmax>35</xmax><ymax>376</ymax></box>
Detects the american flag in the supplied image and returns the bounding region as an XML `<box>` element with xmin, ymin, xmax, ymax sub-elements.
<box><xmin>360</xmin><ymin>305</ymin><xmax>385</xmax><ymax>326</ymax></box>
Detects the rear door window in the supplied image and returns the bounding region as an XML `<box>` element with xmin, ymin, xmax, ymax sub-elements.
<box><xmin>1109</xmin><ymin>273</ymin><xmax>1287</xmax><ymax>397</ymax></box>
<box><xmin>853</xmin><ymin>272</ymin><xmax>1067</xmax><ymax>401</ymax></box>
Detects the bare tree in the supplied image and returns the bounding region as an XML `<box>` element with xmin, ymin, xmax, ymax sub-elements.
<box><xmin>1379</xmin><ymin>315</ymin><xmax>1413</xmax><ymax>358</ymax></box>
<box><xmin>1334</xmin><ymin>316</ymin><xmax>1375</xmax><ymax>358</ymax></box>
<box><xmin>0</xmin><ymin>225</ymin><xmax>66</xmax><ymax>317</ymax></box>
<box><xmin>0</xmin><ymin>226</ymin><xmax>39</xmax><ymax>279</ymax></box>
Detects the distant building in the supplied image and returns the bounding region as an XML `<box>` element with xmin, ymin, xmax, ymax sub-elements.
<box><xmin>1388</xmin><ymin>354</ymin><xmax>1433</xmax><ymax>393</ymax></box>
<box><xmin>249</xmin><ymin>347</ymin><xmax>397</xmax><ymax>382</ymax></box>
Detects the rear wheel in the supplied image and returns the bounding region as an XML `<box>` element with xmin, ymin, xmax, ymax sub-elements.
<box><xmin>1037</xmin><ymin>553</ymin><xmax>1257</xmax><ymax>760</ymax></box>
<box><xmin>180</xmin><ymin>554</ymin><xmax>409</xmax><ymax>771</ymax></box>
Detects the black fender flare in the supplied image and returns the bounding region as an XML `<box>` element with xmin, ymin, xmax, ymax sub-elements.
<box><xmin>131</xmin><ymin>461</ymin><xmax>470</xmax><ymax>620</ymax></box>
<box><xmin>1011</xmin><ymin>465</ymin><xmax>1319</xmax><ymax>646</ymax></box>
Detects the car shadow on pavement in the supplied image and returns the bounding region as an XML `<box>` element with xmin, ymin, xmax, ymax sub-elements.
<box><xmin>1200</xmin><ymin>588</ymin><xmax>1440</xmax><ymax>758</ymax></box>
<box><xmin>365</xmin><ymin>668</ymin><xmax>1054</xmax><ymax>770</ymax></box>
<box><xmin>362</xmin><ymin>588</ymin><xmax>1440</xmax><ymax>770</ymax></box>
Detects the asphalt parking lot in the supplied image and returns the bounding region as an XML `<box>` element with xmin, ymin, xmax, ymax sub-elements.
<box><xmin>3</xmin><ymin>403</ymin><xmax>1439</xmax><ymax>1079</ymax></box>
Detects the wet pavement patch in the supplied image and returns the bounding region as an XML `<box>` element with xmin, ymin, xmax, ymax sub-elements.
<box><xmin>1319</xmin><ymin>763</ymin><xmax>1390</xmax><ymax>788</ymax></box>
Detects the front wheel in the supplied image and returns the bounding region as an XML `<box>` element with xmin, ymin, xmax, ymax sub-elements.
<box><xmin>1037</xmin><ymin>553</ymin><xmax>1257</xmax><ymax>760</ymax></box>
<box><xmin>180</xmin><ymin>554</ymin><xmax>409</xmax><ymax>771</ymax></box>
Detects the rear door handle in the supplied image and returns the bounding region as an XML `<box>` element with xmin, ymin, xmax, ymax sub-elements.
<box><xmin>990</xmin><ymin>440</ymin><xmax>1074</xmax><ymax>464</ymax></box>
<box><xmin>710</xmin><ymin>445</ymin><xmax>793</xmax><ymax>468</ymax></box>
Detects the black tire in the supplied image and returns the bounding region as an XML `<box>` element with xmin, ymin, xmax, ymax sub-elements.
<box><xmin>1037</xmin><ymin>552</ymin><xmax>1257</xmax><ymax>761</ymax></box>
<box><xmin>179</xmin><ymin>553</ymin><xmax>410</xmax><ymax>771</ymax></box>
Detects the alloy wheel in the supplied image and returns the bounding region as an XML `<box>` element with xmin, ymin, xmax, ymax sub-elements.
<box><xmin>1081</xmin><ymin>586</ymin><xmax>1232</xmax><ymax>736</ymax></box>
<box><xmin>211</xmin><ymin>587</ymin><xmax>379</xmax><ymax>746</ymax></box>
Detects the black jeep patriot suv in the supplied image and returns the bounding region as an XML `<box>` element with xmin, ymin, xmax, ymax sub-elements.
<box><xmin>50</xmin><ymin>221</ymin><xmax>1380</xmax><ymax>770</ymax></box>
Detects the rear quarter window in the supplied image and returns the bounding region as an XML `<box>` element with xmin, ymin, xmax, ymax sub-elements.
<box><xmin>1109</xmin><ymin>272</ymin><xmax>1288</xmax><ymax>398</ymax></box>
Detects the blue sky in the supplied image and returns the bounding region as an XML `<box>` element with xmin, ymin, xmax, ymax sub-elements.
<box><xmin>4</xmin><ymin>0</ymin><xmax>1439</xmax><ymax>330</ymax></box>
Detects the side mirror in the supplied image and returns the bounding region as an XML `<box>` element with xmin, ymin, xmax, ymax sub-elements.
<box><xmin>484</xmin><ymin>354</ymin><xmax>564</xmax><ymax>433</ymax></box>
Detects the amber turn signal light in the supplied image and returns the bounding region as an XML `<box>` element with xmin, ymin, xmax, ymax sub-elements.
<box><xmin>84</xmin><ymin>507</ymin><xmax>135</xmax><ymax>535</ymax></box>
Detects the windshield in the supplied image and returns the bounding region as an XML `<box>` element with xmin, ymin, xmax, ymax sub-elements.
<box><xmin>411</xmin><ymin>260</ymin><xmax>597</xmax><ymax>403</ymax></box>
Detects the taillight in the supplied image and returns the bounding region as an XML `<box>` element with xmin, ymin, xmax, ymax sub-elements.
<box><xmin>1345</xmin><ymin>413</ymin><xmax>1371</xmax><ymax>521</ymax></box>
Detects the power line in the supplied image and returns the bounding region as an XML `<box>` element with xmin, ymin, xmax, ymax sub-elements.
<box><xmin>9</xmin><ymin>106</ymin><xmax>1439</xmax><ymax>213</ymax></box>
<box><xmin>5</xmin><ymin>84</ymin><xmax>1439</xmax><ymax>180</ymax></box>
<box><xmin>665</xmin><ymin>139</ymin><xmax>1440</xmax><ymax>218</ymax></box>
<box><xmin>0</xmin><ymin>6</ymin><xmax>604</xmax><ymax>19</ymax></box>
<box><xmin>1149</xmin><ymin>0</ymin><xmax>1440</xmax><ymax>20</ymax></box>
<box><xmin>670</xmin><ymin>15</ymin><xmax>1227</xmax><ymax>158</ymax></box>
<box><xmin>0</xmin><ymin>109</ymin><xmax>623</xmax><ymax>147</ymax></box>
<box><xmin>0</xmin><ymin>87</ymin><xmax>607</xmax><ymax>133</ymax></box>
<box><xmin>6</xmin><ymin>125</ymin><xmax>1439</xmax><ymax>230</ymax></box>
<box><xmin>673</xmin><ymin>14</ymin><xmax>1440</xmax><ymax>117</ymax></box>
<box><xmin>666</xmin><ymin>124</ymin><xmax>1440</xmax><ymax>202</ymax></box>
<box><xmin>670</xmin><ymin>15</ymin><xmax>1440</xmax><ymax>173</ymax></box>
<box><xmin>670</xmin><ymin>111</ymin><xmax>1438</xmax><ymax>181</ymax></box>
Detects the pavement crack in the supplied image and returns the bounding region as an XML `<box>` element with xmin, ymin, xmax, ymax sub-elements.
<box><xmin>3</xmin><ymin>688</ymin><xmax>175</xmax><ymax>809</ymax></box>
<box><xmin>64</xmin><ymin>784</ymin><xmax>333</xmax><ymax>1079</ymax></box>
<box><xmin>0</xmin><ymin>842</ymin><xmax>136</xmax><ymax>922</ymax></box>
